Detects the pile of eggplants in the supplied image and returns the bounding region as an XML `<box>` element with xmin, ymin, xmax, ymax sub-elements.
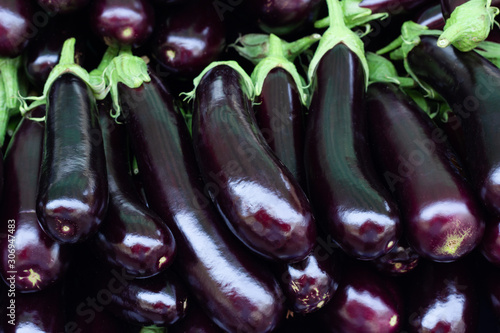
<box><xmin>3</xmin><ymin>0</ymin><xmax>500</xmax><ymax>331</ymax></box>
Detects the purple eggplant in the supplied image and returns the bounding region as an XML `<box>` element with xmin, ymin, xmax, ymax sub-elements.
<box><xmin>247</xmin><ymin>0</ymin><xmax>322</xmax><ymax>36</ymax></box>
<box><xmin>406</xmin><ymin>259</ymin><xmax>479</xmax><ymax>332</ymax></box>
<box><xmin>1</xmin><ymin>283</ymin><xmax>65</xmax><ymax>331</ymax></box>
<box><xmin>254</xmin><ymin>67</ymin><xmax>306</xmax><ymax>187</ymax></box>
<box><xmin>415</xmin><ymin>4</ymin><xmax>445</xmax><ymax>29</ymax></box>
<box><xmin>360</xmin><ymin>0</ymin><xmax>438</xmax><ymax>14</ymax></box>
<box><xmin>91</xmin><ymin>99</ymin><xmax>176</xmax><ymax>278</ymax></box>
<box><xmin>192</xmin><ymin>64</ymin><xmax>316</xmax><ymax>263</ymax></box>
<box><xmin>151</xmin><ymin>0</ymin><xmax>226</xmax><ymax>79</ymax></box>
<box><xmin>481</xmin><ymin>214</ymin><xmax>500</xmax><ymax>265</ymax></box>
<box><xmin>23</xmin><ymin>16</ymin><xmax>86</xmax><ymax>89</ymax></box>
<box><xmin>367</xmin><ymin>82</ymin><xmax>484</xmax><ymax>262</ymax></box>
<box><xmin>37</xmin><ymin>73</ymin><xmax>108</xmax><ymax>244</ymax></box>
<box><xmin>0</xmin><ymin>107</ymin><xmax>70</xmax><ymax>292</ymax></box>
<box><xmin>36</xmin><ymin>0</ymin><xmax>90</xmax><ymax>15</ymax></box>
<box><xmin>315</xmin><ymin>261</ymin><xmax>403</xmax><ymax>333</ymax></box>
<box><xmin>305</xmin><ymin>45</ymin><xmax>401</xmax><ymax>260</ymax></box>
<box><xmin>484</xmin><ymin>260</ymin><xmax>500</xmax><ymax>321</ymax></box>
<box><xmin>169</xmin><ymin>300</ymin><xmax>223</xmax><ymax>333</ymax></box>
<box><xmin>371</xmin><ymin>238</ymin><xmax>420</xmax><ymax>276</ymax></box>
<box><xmin>276</xmin><ymin>249</ymin><xmax>340</xmax><ymax>314</ymax></box>
<box><xmin>0</xmin><ymin>0</ymin><xmax>35</xmax><ymax>57</ymax></box>
<box><xmin>119</xmin><ymin>68</ymin><xmax>285</xmax><ymax>332</ymax></box>
<box><xmin>90</xmin><ymin>0</ymin><xmax>154</xmax><ymax>48</ymax></box>
<box><xmin>408</xmin><ymin>36</ymin><xmax>500</xmax><ymax>217</ymax></box>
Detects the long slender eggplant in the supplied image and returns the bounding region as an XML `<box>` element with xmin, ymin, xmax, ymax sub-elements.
<box><xmin>367</xmin><ymin>82</ymin><xmax>484</xmax><ymax>262</ymax></box>
<box><xmin>90</xmin><ymin>0</ymin><xmax>154</xmax><ymax>48</ymax></box>
<box><xmin>151</xmin><ymin>0</ymin><xmax>226</xmax><ymax>78</ymax></box>
<box><xmin>192</xmin><ymin>64</ymin><xmax>316</xmax><ymax>263</ymax></box>
<box><xmin>305</xmin><ymin>44</ymin><xmax>401</xmax><ymax>260</ymax></box>
<box><xmin>0</xmin><ymin>0</ymin><xmax>35</xmax><ymax>57</ymax></box>
<box><xmin>120</xmin><ymin>69</ymin><xmax>285</xmax><ymax>332</ymax></box>
<box><xmin>91</xmin><ymin>99</ymin><xmax>176</xmax><ymax>278</ymax></box>
<box><xmin>371</xmin><ymin>238</ymin><xmax>420</xmax><ymax>275</ymax></box>
<box><xmin>0</xmin><ymin>107</ymin><xmax>71</xmax><ymax>292</ymax></box>
<box><xmin>37</xmin><ymin>73</ymin><xmax>108</xmax><ymax>244</ymax></box>
<box><xmin>36</xmin><ymin>0</ymin><xmax>90</xmax><ymax>15</ymax></box>
<box><xmin>24</xmin><ymin>16</ymin><xmax>86</xmax><ymax>89</ymax></box>
<box><xmin>407</xmin><ymin>35</ymin><xmax>500</xmax><ymax>216</ymax></box>
<box><xmin>405</xmin><ymin>259</ymin><xmax>479</xmax><ymax>332</ymax></box>
<box><xmin>1</xmin><ymin>283</ymin><xmax>65</xmax><ymax>332</ymax></box>
<box><xmin>247</xmin><ymin>0</ymin><xmax>322</xmax><ymax>36</ymax></box>
<box><xmin>315</xmin><ymin>261</ymin><xmax>403</xmax><ymax>333</ymax></box>
<box><xmin>254</xmin><ymin>67</ymin><xmax>306</xmax><ymax>187</ymax></box>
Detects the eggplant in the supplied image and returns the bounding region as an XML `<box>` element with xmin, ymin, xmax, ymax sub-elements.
<box><xmin>90</xmin><ymin>0</ymin><xmax>154</xmax><ymax>48</ymax></box>
<box><xmin>37</xmin><ymin>73</ymin><xmax>108</xmax><ymax>244</ymax></box>
<box><xmin>169</xmin><ymin>300</ymin><xmax>223</xmax><ymax>333</ymax></box>
<box><xmin>247</xmin><ymin>0</ymin><xmax>322</xmax><ymax>36</ymax></box>
<box><xmin>1</xmin><ymin>283</ymin><xmax>65</xmax><ymax>331</ymax></box>
<box><xmin>0</xmin><ymin>0</ymin><xmax>35</xmax><ymax>57</ymax></box>
<box><xmin>415</xmin><ymin>3</ymin><xmax>445</xmax><ymax>29</ymax></box>
<box><xmin>91</xmin><ymin>99</ymin><xmax>176</xmax><ymax>278</ymax></box>
<box><xmin>481</xmin><ymin>213</ymin><xmax>500</xmax><ymax>265</ymax></box>
<box><xmin>360</xmin><ymin>0</ymin><xmax>437</xmax><ymax>14</ymax></box>
<box><xmin>315</xmin><ymin>261</ymin><xmax>403</xmax><ymax>333</ymax></box>
<box><xmin>305</xmin><ymin>44</ymin><xmax>400</xmax><ymax>260</ymax></box>
<box><xmin>484</xmin><ymin>260</ymin><xmax>500</xmax><ymax>321</ymax></box>
<box><xmin>24</xmin><ymin>16</ymin><xmax>86</xmax><ymax>89</ymax></box>
<box><xmin>120</xmin><ymin>69</ymin><xmax>285</xmax><ymax>332</ymax></box>
<box><xmin>371</xmin><ymin>238</ymin><xmax>420</xmax><ymax>275</ymax></box>
<box><xmin>407</xmin><ymin>36</ymin><xmax>500</xmax><ymax>216</ymax></box>
<box><xmin>254</xmin><ymin>67</ymin><xmax>306</xmax><ymax>187</ymax></box>
<box><xmin>71</xmin><ymin>310</ymin><xmax>134</xmax><ymax>333</ymax></box>
<box><xmin>367</xmin><ymin>82</ymin><xmax>484</xmax><ymax>262</ymax></box>
<box><xmin>405</xmin><ymin>259</ymin><xmax>479</xmax><ymax>332</ymax></box>
<box><xmin>0</xmin><ymin>107</ymin><xmax>70</xmax><ymax>292</ymax></box>
<box><xmin>276</xmin><ymin>249</ymin><xmax>340</xmax><ymax>314</ymax></box>
<box><xmin>151</xmin><ymin>0</ymin><xmax>226</xmax><ymax>79</ymax></box>
<box><xmin>36</xmin><ymin>0</ymin><xmax>90</xmax><ymax>15</ymax></box>
<box><xmin>192</xmin><ymin>64</ymin><xmax>316</xmax><ymax>263</ymax></box>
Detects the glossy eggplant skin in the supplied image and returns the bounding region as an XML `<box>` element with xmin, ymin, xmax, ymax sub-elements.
<box><xmin>24</xmin><ymin>16</ymin><xmax>86</xmax><ymax>89</ymax></box>
<box><xmin>0</xmin><ymin>0</ymin><xmax>35</xmax><ymax>57</ymax></box>
<box><xmin>408</xmin><ymin>36</ymin><xmax>500</xmax><ymax>217</ymax></box>
<box><xmin>406</xmin><ymin>259</ymin><xmax>479</xmax><ymax>332</ymax></box>
<box><xmin>276</xmin><ymin>250</ymin><xmax>340</xmax><ymax>314</ymax></box>
<box><xmin>169</xmin><ymin>300</ymin><xmax>224</xmax><ymax>333</ymax></box>
<box><xmin>371</xmin><ymin>238</ymin><xmax>420</xmax><ymax>276</ymax></box>
<box><xmin>316</xmin><ymin>261</ymin><xmax>403</xmax><ymax>333</ymax></box>
<box><xmin>367</xmin><ymin>82</ymin><xmax>484</xmax><ymax>262</ymax></box>
<box><xmin>255</xmin><ymin>67</ymin><xmax>306</xmax><ymax>187</ymax></box>
<box><xmin>415</xmin><ymin>4</ymin><xmax>445</xmax><ymax>29</ymax></box>
<box><xmin>91</xmin><ymin>99</ymin><xmax>176</xmax><ymax>278</ymax></box>
<box><xmin>360</xmin><ymin>0</ymin><xmax>437</xmax><ymax>14</ymax></box>
<box><xmin>90</xmin><ymin>0</ymin><xmax>154</xmax><ymax>48</ymax></box>
<box><xmin>247</xmin><ymin>0</ymin><xmax>322</xmax><ymax>36</ymax></box>
<box><xmin>1</xmin><ymin>283</ymin><xmax>65</xmax><ymax>332</ymax></box>
<box><xmin>304</xmin><ymin>44</ymin><xmax>401</xmax><ymax>260</ymax></box>
<box><xmin>36</xmin><ymin>0</ymin><xmax>90</xmax><ymax>15</ymax></box>
<box><xmin>193</xmin><ymin>65</ymin><xmax>316</xmax><ymax>263</ymax></box>
<box><xmin>480</xmin><ymin>213</ymin><xmax>500</xmax><ymax>265</ymax></box>
<box><xmin>151</xmin><ymin>0</ymin><xmax>225</xmax><ymax>79</ymax></box>
<box><xmin>0</xmin><ymin>107</ymin><xmax>70</xmax><ymax>292</ymax></box>
<box><xmin>120</xmin><ymin>70</ymin><xmax>285</xmax><ymax>333</ymax></box>
<box><xmin>37</xmin><ymin>73</ymin><xmax>108</xmax><ymax>244</ymax></box>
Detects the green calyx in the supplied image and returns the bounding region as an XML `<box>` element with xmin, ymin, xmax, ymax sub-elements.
<box><xmin>139</xmin><ymin>325</ymin><xmax>166</xmax><ymax>333</ymax></box>
<box><xmin>366</xmin><ymin>52</ymin><xmax>414</xmax><ymax>87</ymax></box>
<box><xmin>233</xmin><ymin>33</ymin><xmax>321</xmax><ymax>65</ymax></box>
<box><xmin>314</xmin><ymin>0</ymin><xmax>388</xmax><ymax>30</ymax></box>
<box><xmin>0</xmin><ymin>56</ymin><xmax>24</xmax><ymax>147</ymax></box>
<box><xmin>251</xmin><ymin>34</ymin><xmax>312</xmax><ymax>105</ymax></box>
<box><xmin>438</xmin><ymin>0</ymin><xmax>499</xmax><ymax>51</ymax></box>
<box><xmin>182</xmin><ymin>61</ymin><xmax>254</xmax><ymax>102</ymax></box>
<box><xmin>376</xmin><ymin>21</ymin><xmax>442</xmax><ymax>97</ymax></box>
<box><xmin>474</xmin><ymin>40</ymin><xmax>500</xmax><ymax>68</ymax></box>
<box><xmin>308</xmin><ymin>0</ymin><xmax>369</xmax><ymax>88</ymax></box>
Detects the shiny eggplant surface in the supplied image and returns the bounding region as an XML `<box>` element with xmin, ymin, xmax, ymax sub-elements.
<box><xmin>371</xmin><ymin>238</ymin><xmax>420</xmax><ymax>275</ymax></box>
<box><xmin>192</xmin><ymin>64</ymin><xmax>316</xmax><ymax>263</ymax></box>
<box><xmin>415</xmin><ymin>4</ymin><xmax>445</xmax><ymax>29</ymax></box>
<box><xmin>0</xmin><ymin>107</ymin><xmax>70</xmax><ymax>292</ymax></box>
<box><xmin>304</xmin><ymin>44</ymin><xmax>401</xmax><ymax>260</ymax></box>
<box><xmin>480</xmin><ymin>213</ymin><xmax>500</xmax><ymax>265</ymax></box>
<box><xmin>120</xmin><ymin>69</ymin><xmax>285</xmax><ymax>333</ymax></box>
<box><xmin>36</xmin><ymin>73</ymin><xmax>108</xmax><ymax>244</ymax></box>
<box><xmin>36</xmin><ymin>0</ymin><xmax>90</xmax><ymax>15</ymax></box>
<box><xmin>316</xmin><ymin>261</ymin><xmax>403</xmax><ymax>333</ymax></box>
<box><xmin>367</xmin><ymin>83</ymin><xmax>484</xmax><ymax>262</ymax></box>
<box><xmin>406</xmin><ymin>259</ymin><xmax>479</xmax><ymax>332</ymax></box>
<box><xmin>91</xmin><ymin>99</ymin><xmax>176</xmax><ymax>278</ymax></box>
<box><xmin>90</xmin><ymin>0</ymin><xmax>154</xmax><ymax>47</ymax></box>
<box><xmin>0</xmin><ymin>0</ymin><xmax>35</xmax><ymax>57</ymax></box>
<box><xmin>151</xmin><ymin>0</ymin><xmax>225</xmax><ymax>78</ymax></box>
<box><xmin>169</xmin><ymin>300</ymin><xmax>224</xmax><ymax>333</ymax></box>
<box><xmin>408</xmin><ymin>36</ymin><xmax>500</xmax><ymax>217</ymax></box>
<box><xmin>255</xmin><ymin>67</ymin><xmax>306</xmax><ymax>187</ymax></box>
